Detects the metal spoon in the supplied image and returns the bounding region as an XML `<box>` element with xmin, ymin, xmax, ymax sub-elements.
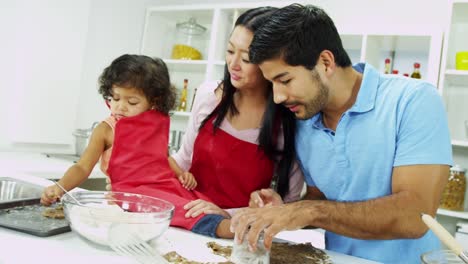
<box><xmin>53</xmin><ymin>181</ymin><xmax>83</xmax><ymax>205</ymax></box>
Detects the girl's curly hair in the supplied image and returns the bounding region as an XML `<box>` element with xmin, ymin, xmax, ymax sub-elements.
<box><xmin>98</xmin><ymin>54</ymin><xmax>176</xmax><ymax>114</ymax></box>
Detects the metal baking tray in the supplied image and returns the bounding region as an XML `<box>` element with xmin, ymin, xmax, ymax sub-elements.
<box><xmin>0</xmin><ymin>177</ymin><xmax>70</xmax><ymax>237</ymax></box>
<box><xmin>0</xmin><ymin>177</ymin><xmax>43</xmax><ymax>202</ymax></box>
<box><xmin>0</xmin><ymin>199</ymin><xmax>71</xmax><ymax>237</ymax></box>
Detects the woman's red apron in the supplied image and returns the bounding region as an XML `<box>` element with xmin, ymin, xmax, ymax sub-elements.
<box><xmin>189</xmin><ymin>116</ymin><xmax>274</xmax><ymax>209</ymax></box>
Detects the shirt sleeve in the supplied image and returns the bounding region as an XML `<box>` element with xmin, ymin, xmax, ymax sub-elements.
<box><xmin>393</xmin><ymin>82</ymin><xmax>453</xmax><ymax>167</ymax></box>
<box><xmin>171</xmin><ymin>81</ymin><xmax>219</xmax><ymax>171</ymax></box>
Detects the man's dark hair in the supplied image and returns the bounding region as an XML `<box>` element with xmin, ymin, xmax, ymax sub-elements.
<box><xmin>250</xmin><ymin>4</ymin><xmax>352</xmax><ymax>69</ymax></box>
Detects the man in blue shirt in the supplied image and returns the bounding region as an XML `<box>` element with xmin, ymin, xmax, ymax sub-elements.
<box><xmin>230</xmin><ymin>4</ymin><xmax>452</xmax><ymax>264</ymax></box>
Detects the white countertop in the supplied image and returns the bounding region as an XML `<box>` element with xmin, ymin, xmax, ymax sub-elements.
<box><xmin>0</xmin><ymin>158</ymin><xmax>380</xmax><ymax>264</ymax></box>
<box><xmin>0</xmin><ymin>151</ymin><xmax>105</xmax><ymax>180</ymax></box>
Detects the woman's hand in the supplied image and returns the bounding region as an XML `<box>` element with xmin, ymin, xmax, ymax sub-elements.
<box><xmin>178</xmin><ymin>171</ymin><xmax>197</xmax><ymax>190</ymax></box>
<box><xmin>40</xmin><ymin>185</ymin><xmax>64</xmax><ymax>206</ymax></box>
<box><xmin>184</xmin><ymin>199</ymin><xmax>230</xmax><ymax>218</ymax></box>
<box><xmin>249</xmin><ymin>188</ymin><xmax>284</xmax><ymax>208</ymax></box>
<box><xmin>105</xmin><ymin>176</ymin><xmax>112</xmax><ymax>191</ymax></box>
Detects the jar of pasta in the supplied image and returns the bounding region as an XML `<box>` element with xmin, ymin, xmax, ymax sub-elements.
<box><xmin>171</xmin><ymin>17</ymin><xmax>206</xmax><ymax>60</ymax></box>
<box><xmin>440</xmin><ymin>165</ymin><xmax>467</xmax><ymax>211</ymax></box>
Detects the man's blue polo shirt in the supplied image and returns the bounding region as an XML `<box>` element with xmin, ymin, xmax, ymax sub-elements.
<box><xmin>295</xmin><ymin>63</ymin><xmax>453</xmax><ymax>264</ymax></box>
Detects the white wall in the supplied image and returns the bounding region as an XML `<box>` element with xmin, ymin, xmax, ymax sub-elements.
<box><xmin>0</xmin><ymin>0</ymin><xmax>90</xmax><ymax>153</ymax></box>
<box><xmin>75</xmin><ymin>0</ymin><xmax>160</xmax><ymax>130</ymax></box>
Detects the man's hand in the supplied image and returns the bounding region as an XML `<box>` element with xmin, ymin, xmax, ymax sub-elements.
<box><xmin>249</xmin><ymin>188</ymin><xmax>283</xmax><ymax>208</ymax></box>
<box><xmin>178</xmin><ymin>171</ymin><xmax>197</xmax><ymax>190</ymax></box>
<box><xmin>40</xmin><ymin>185</ymin><xmax>64</xmax><ymax>206</ymax></box>
<box><xmin>230</xmin><ymin>202</ymin><xmax>308</xmax><ymax>252</ymax></box>
<box><xmin>184</xmin><ymin>199</ymin><xmax>230</xmax><ymax>218</ymax></box>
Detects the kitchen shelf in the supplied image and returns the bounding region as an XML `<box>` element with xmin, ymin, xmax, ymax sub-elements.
<box><xmin>445</xmin><ymin>69</ymin><xmax>468</xmax><ymax>86</ymax></box>
<box><xmin>439</xmin><ymin>1</ymin><xmax>468</xmax><ymax>147</ymax></box>
<box><xmin>363</xmin><ymin>34</ymin><xmax>438</xmax><ymax>84</ymax></box>
<box><xmin>164</xmin><ymin>59</ymin><xmax>208</xmax><ymax>74</ymax></box>
<box><xmin>164</xmin><ymin>59</ymin><xmax>209</xmax><ymax>65</ymax></box>
<box><xmin>142</xmin><ymin>3</ymin><xmax>443</xmax><ymax>135</ymax></box>
<box><xmin>452</xmin><ymin>140</ymin><xmax>468</xmax><ymax>147</ymax></box>
<box><xmin>446</xmin><ymin>69</ymin><xmax>468</xmax><ymax>75</ymax></box>
<box><xmin>170</xmin><ymin>111</ymin><xmax>192</xmax><ymax>118</ymax></box>
<box><xmin>437</xmin><ymin>208</ymin><xmax>468</xmax><ymax>220</ymax></box>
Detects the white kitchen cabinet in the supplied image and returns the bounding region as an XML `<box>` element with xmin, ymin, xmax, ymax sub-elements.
<box><xmin>435</xmin><ymin>1</ymin><xmax>468</xmax><ymax>236</ymax></box>
<box><xmin>140</xmin><ymin>2</ymin><xmax>443</xmax><ymax>133</ymax></box>
<box><xmin>439</xmin><ymin>0</ymin><xmax>468</xmax><ymax>148</ymax></box>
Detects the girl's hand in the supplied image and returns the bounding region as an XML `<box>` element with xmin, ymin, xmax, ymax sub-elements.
<box><xmin>184</xmin><ymin>199</ymin><xmax>230</xmax><ymax>218</ymax></box>
<box><xmin>105</xmin><ymin>176</ymin><xmax>112</xmax><ymax>191</ymax></box>
<box><xmin>177</xmin><ymin>171</ymin><xmax>197</xmax><ymax>190</ymax></box>
<box><xmin>40</xmin><ymin>185</ymin><xmax>64</xmax><ymax>206</ymax></box>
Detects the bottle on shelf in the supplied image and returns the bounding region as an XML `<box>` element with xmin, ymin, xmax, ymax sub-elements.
<box><xmin>410</xmin><ymin>62</ymin><xmax>421</xmax><ymax>79</ymax></box>
<box><xmin>384</xmin><ymin>58</ymin><xmax>391</xmax><ymax>74</ymax></box>
<box><xmin>177</xmin><ymin>79</ymin><xmax>188</xmax><ymax>112</ymax></box>
<box><xmin>440</xmin><ymin>165</ymin><xmax>466</xmax><ymax>211</ymax></box>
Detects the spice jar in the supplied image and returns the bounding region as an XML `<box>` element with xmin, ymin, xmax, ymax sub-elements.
<box><xmin>440</xmin><ymin>165</ymin><xmax>467</xmax><ymax>211</ymax></box>
<box><xmin>171</xmin><ymin>17</ymin><xmax>206</xmax><ymax>60</ymax></box>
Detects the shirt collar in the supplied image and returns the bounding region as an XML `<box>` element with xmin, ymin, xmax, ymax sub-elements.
<box><xmin>348</xmin><ymin>63</ymin><xmax>379</xmax><ymax>113</ymax></box>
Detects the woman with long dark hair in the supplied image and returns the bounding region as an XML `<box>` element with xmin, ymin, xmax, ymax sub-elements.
<box><xmin>168</xmin><ymin>7</ymin><xmax>303</xmax><ymax>238</ymax></box>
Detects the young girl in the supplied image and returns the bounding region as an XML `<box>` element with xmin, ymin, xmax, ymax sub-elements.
<box><xmin>40</xmin><ymin>54</ymin><xmax>201</xmax><ymax>205</ymax></box>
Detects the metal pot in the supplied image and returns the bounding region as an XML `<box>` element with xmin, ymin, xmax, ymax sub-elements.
<box><xmin>72</xmin><ymin>122</ymin><xmax>99</xmax><ymax>156</ymax></box>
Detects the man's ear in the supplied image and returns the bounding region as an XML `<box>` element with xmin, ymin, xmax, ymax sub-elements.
<box><xmin>319</xmin><ymin>50</ymin><xmax>336</xmax><ymax>75</ymax></box>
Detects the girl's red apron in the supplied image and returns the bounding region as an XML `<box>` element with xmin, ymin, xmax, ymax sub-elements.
<box><xmin>108</xmin><ymin>111</ymin><xmax>274</xmax><ymax>230</ymax></box>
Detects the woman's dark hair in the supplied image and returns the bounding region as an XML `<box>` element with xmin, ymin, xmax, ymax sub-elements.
<box><xmin>249</xmin><ymin>4</ymin><xmax>352</xmax><ymax>69</ymax></box>
<box><xmin>98</xmin><ymin>54</ymin><xmax>176</xmax><ymax>114</ymax></box>
<box><xmin>200</xmin><ymin>7</ymin><xmax>296</xmax><ymax>198</ymax></box>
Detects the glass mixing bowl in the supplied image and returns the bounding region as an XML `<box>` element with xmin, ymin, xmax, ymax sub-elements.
<box><xmin>61</xmin><ymin>191</ymin><xmax>174</xmax><ymax>247</ymax></box>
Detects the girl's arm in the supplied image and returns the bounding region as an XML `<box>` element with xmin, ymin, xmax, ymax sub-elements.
<box><xmin>61</xmin><ymin>122</ymin><xmax>108</xmax><ymax>189</ymax></box>
<box><xmin>41</xmin><ymin>122</ymin><xmax>109</xmax><ymax>204</ymax></box>
<box><xmin>168</xmin><ymin>156</ymin><xmax>184</xmax><ymax>176</ymax></box>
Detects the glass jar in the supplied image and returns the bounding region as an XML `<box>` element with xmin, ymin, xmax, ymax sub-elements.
<box><xmin>171</xmin><ymin>17</ymin><xmax>206</xmax><ymax>60</ymax></box>
<box><xmin>440</xmin><ymin>165</ymin><xmax>467</xmax><ymax>211</ymax></box>
<box><xmin>421</xmin><ymin>249</ymin><xmax>464</xmax><ymax>263</ymax></box>
<box><xmin>231</xmin><ymin>231</ymin><xmax>269</xmax><ymax>264</ymax></box>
